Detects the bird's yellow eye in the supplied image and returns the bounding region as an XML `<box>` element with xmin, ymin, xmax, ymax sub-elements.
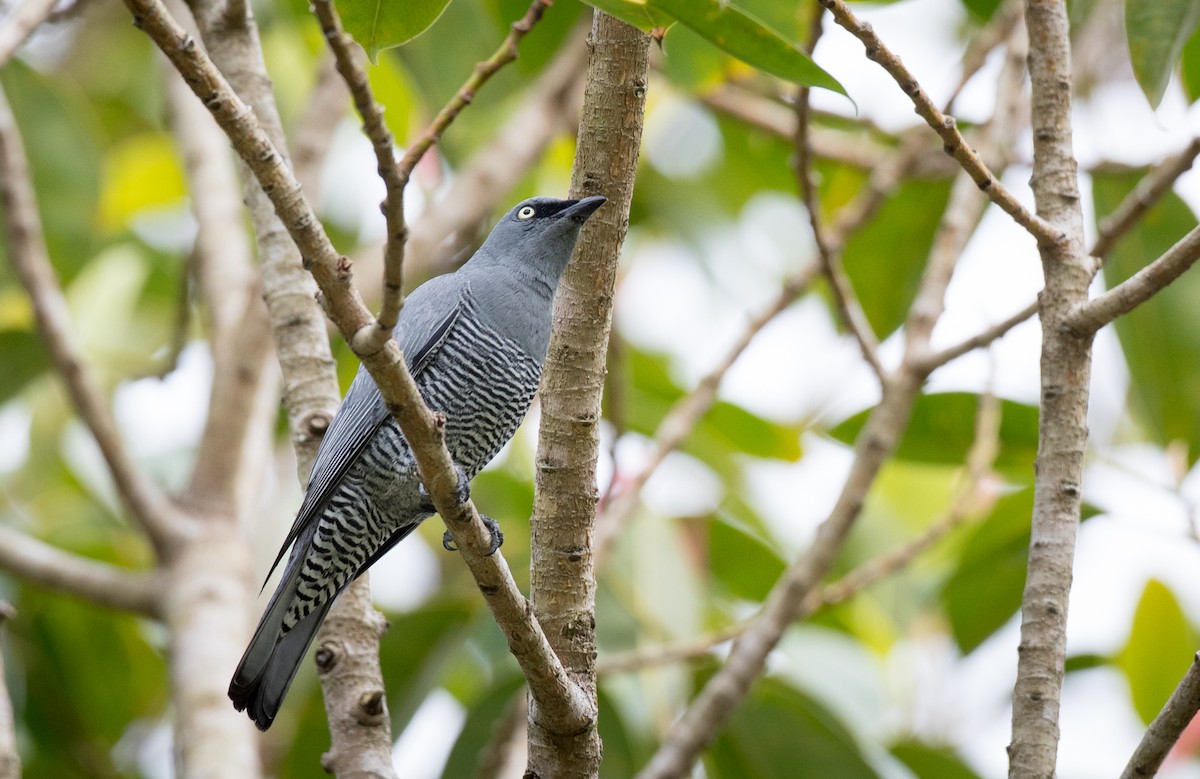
<box><xmin>517</xmin><ymin>206</ymin><xmax>536</xmax><ymax>220</ymax></box>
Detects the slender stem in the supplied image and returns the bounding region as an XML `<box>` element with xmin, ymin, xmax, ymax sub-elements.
<box><xmin>0</xmin><ymin>603</ymin><xmax>17</xmax><ymax>779</ymax></box>
<box><xmin>1092</xmin><ymin>137</ymin><xmax>1200</xmax><ymax>261</ymax></box>
<box><xmin>311</xmin><ymin>0</ymin><xmax>408</xmax><ymax>333</ymax></box>
<box><xmin>0</xmin><ymin>0</ymin><xmax>58</xmax><ymax>65</ymax></box>
<box><xmin>1069</xmin><ymin>224</ymin><xmax>1200</xmax><ymax>334</ymax></box>
<box><xmin>0</xmin><ymin>82</ymin><xmax>180</xmax><ymax>550</ymax></box>
<box><xmin>793</xmin><ymin>10</ymin><xmax>885</xmax><ymax>382</ymax></box>
<box><xmin>1121</xmin><ymin>651</ymin><xmax>1200</xmax><ymax>779</ymax></box>
<box><xmin>818</xmin><ymin>0</ymin><xmax>1060</xmax><ymax>247</ymax></box>
<box><xmin>0</xmin><ymin>523</ymin><xmax>160</xmax><ymax>616</ymax></box>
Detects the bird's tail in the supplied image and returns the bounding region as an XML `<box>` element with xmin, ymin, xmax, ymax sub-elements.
<box><xmin>228</xmin><ymin>565</ymin><xmax>333</xmax><ymax>731</ymax></box>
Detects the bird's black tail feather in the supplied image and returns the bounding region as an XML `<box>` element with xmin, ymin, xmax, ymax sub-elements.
<box><xmin>229</xmin><ymin>564</ymin><xmax>334</xmax><ymax>730</ymax></box>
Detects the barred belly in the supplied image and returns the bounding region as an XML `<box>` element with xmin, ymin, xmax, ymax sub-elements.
<box><xmin>283</xmin><ymin>302</ymin><xmax>542</xmax><ymax>630</ymax></box>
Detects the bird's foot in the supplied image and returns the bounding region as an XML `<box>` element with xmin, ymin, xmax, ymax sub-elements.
<box><xmin>442</xmin><ymin>514</ymin><xmax>504</xmax><ymax>556</ymax></box>
<box><xmin>418</xmin><ymin>464</ymin><xmax>471</xmax><ymax>514</ymax></box>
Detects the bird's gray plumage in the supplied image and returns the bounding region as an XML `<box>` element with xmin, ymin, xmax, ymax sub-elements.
<box><xmin>229</xmin><ymin>195</ymin><xmax>605</xmax><ymax>729</ymax></box>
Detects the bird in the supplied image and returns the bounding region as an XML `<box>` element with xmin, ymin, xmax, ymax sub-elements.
<box><xmin>229</xmin><ymin>194</ymin><xmax>606</xmax><ymax>730</ymax></box>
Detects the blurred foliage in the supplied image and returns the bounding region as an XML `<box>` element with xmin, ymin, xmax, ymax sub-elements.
<box><xmin>0</xmin><ymin>0</ymin><xmax>1197</xmax><ymax>777</ymax></box>
<box><xmin>1124</xmin><ymin>0</ymin><xmax>1200</xmax><ymax>108</ymax></box>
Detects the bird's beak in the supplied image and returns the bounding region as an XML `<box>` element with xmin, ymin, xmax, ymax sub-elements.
<box><xmin>559</xmin><ymin>195</ymin><xmax>607</xmax><ymax>223</ymax></box>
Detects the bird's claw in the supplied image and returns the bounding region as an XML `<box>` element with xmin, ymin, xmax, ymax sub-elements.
<box><xmin>441</xmin><ymin>514</ymin><xmax>504</xmax><ymax>556</ymax></box>
<box><xmin>418</xmin><ymin>465</ymin><xmax>471</xmax><ymax>514</ymax></box>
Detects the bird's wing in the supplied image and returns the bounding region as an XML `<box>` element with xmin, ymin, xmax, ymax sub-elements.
<box><xmin>262</xmin><ymin>275</ymin><xmax>468</xmax><ymax>584</ymax></box>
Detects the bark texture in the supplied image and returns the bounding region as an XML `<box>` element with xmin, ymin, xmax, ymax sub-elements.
<box><xmin>1009</xmin><ymin>2</ymin><xmax>1091</xmax><ymax>776</ymax></box>
<box><xmin>526</xmin><ymin>11</ymin><xmax>649</xmax><ymax>778</ymax></box>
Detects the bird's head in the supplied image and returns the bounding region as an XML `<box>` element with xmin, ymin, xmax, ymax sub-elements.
<box><xmin>476</xmin><ymin>195</ymin><xmax>607</xmax><ymax>279</ymax></box>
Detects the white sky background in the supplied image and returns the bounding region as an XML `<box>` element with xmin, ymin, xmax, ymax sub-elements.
<box><xmin>8</xmin><ymin>0</ymin><xmax>1200</xmax><ymax>776</ymax></box>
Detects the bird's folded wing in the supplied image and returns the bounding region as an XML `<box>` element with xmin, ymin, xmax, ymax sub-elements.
<box><xmin>262</xmin><ymin>276</ymin><xmax>468</xmax><ymax>585</ymax></box>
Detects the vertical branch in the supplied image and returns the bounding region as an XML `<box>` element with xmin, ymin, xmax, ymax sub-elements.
<box><xmin>0</xmin><ymin>603</ymin><xmax>18</xmax><ymax>779</ymax></box>
<box><xmin>1009</xmin><ymin>1</ymin><xmax>1091</xmax><ymax>776</ymax></box>
<box><xmin>527</xmin><ymin>10</ymin><xmax>650</xmax><ymax>777</ymax></box>
<box><xmin>179</xmin><ymin>0</ymin><xmax>394</xmax><ymax>772</ymax></box>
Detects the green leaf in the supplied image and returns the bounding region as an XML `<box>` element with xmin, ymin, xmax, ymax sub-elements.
<box><xmin>1180</xmin><ymin>26</ymin><xmax>1200</xmax><ymax>102</ymax></box>
<box><xmin>703</xmin><ymin>676</ymin><xmax>880</xmax><ymax>778</ymax></box>
<box><xmin>653</xmin><ymin>0</ymin><xmax>845</xmax><ymax>95</ymax></box>
<box><xmin>709</xmin><ymin>511</ymin><xmax>787</xmax><ymax>601</ymax></box>
<box><xmin>584</xmin><ymin>0</ymin><xmax>675</xmax><ymax>31</ymax></box>
<box><xmin>839</xmin><ymin>176</ymin><xmax>955</xmax><ymax>337</ymax></box>
<box><xmin>440</xmin><ymin>676</ymin><xmax>524</xmax><ymax>779</ymax></box>
<box><xmin>0</xmin><ymin>330</ymin><xmax>49</xmax><ymax>404</ymax></box>
<box><xmin>1125</xmin><ymin>0</ymin><xmax>1200</xmax><ymax>108</ymax></box>
<box><xmin>890</xmin><ymin>739</ymin><xmax>983</xmax><ymax>779</ymax></box>
<box><xmin>335</xmin><ymin>0</ymin><xmax>453</xmax><ymax>61</ymax></box>
<box><xmin>1092</xmin><ymin>170</ymin><xmax>1200</xmax><ymax>463</ymax></box>
<box><xmin>1118</xmin><ymin>579</ymin><xmax>1197</xmax><ymax>724</ymax></box>
<box><xmin>959</xmin><ymin>0</ymin><xmax>1004</xmax><ymax>23</ymax></box>
<box><xmin>830</xmin><ymin>393</ymin><xmax>1039</xmax><ymax>478</ymax></box>
<box><xmin>940</xmin><ymin>489</ymin><xmax>1032</xmax><ymax>653</ymax></box>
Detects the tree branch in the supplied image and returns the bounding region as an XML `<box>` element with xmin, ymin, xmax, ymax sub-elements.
<box><xmin>356</xmin><ymin>0</ymin><xmax>552</xmax><ymax>337</ymax></box>
<box><xmin>0</xmin><ymin>0</ymin><xmax>57</xmax><ymax>65</ymax></box>
<box><xmin>0</xmin><ymin>81</ymin><xmax>180</xmax><ymax>550</ymax></box>
<box><xmin>128</xmin><ymin>0</ymin><xmax>593</xmax><ymax>736</ymax></box>
<box><xmin>818</xmin><ymin>0</ymin><xmax>1059</xmax><ymax>247</ymax></box>
<box><xmin>1092</xmin><ymin>137</ymin><xmax>1200</xmax><ymax>261</ymax></box>
<box><xmin>794</xmin><ymin>10</ymin><xmax>885</xmax><ymax>382</ymax></box>
<box><xmin>526</xmin><ymin>12</ymin><xmax>649</xmax><ymax>774</ymax></box>
<box><xmin>1008</xmin><ymin>0</ymin><xmax>1093</xmax><ymax>774</ymax></box>
<box><xmin>1068</xmin><ymin>224</ymin><xmax>1200</xmax><ymax>334</ymax></box>
<box><xmin>1121</xmin><ymin>651</ymin><xmax>1200</xmax><ymax>779</ymax></box>
<box><xmin>0</xmin><ymin>524</ymin><xmax>160</xmax><ymax>616</ymax></box>
<box><xmin>635</xmin><ymin>25</ymin><xmax>1027</xmax><ymax>776</ymax></box>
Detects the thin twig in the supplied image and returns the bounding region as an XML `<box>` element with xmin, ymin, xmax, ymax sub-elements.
<box><xmin>0</xmin><ymin>523</ymin><xmax>161</xmax><ymax>616</ymax></box>
<box><xmin>124</xmin><ymin>0</ymin><xmax>593</xmax><ymax>732</ymax></box>
<box><xmin>597</xmin><ymin>114</ymin><xmax>928</xmax><ymax>562</ymax></box>
<box><xmin>794</xmin><ymin>9</ymin><xmax>885</xmax><ymax>382</ymax></box>
<box><xmin>357</xmin><ymin>0</ymin><xmax>552</xmax><ymax>329</ymax></box>
<box><xmin>595</xmin><ymin>263</ymin><xmax>820</xmax><ymax>563</ymax></box>
<box><xmin>0</xmin><ymin>82</ymin><xmax>179</xmax><ymax>550</ymax></box>
<box><xmin>402</xmin><ymin>29</ymin><xmax>588</xmax><ymax>287</ymax></box>
<box><xmin>1092</xmin><ymin>137</ymin><xmax>1200</xmax><ymax>261</ymax></box>
<box><xmin>818</xmin><ymin>0</ymin><xmax>1059</xmax><ymax>247</ymax></box>
<box><xmin>474</xmin><ymin>690</ymin><xmax>528</xmax><ymax>779</ymax></box>
<box><xmin>311</xmin><ymin>0</ymin><xmax>407</xmax><ymax>332</ymax></box>
<box><xmin>602</xmin><ymin>392</ymin><xmax>1001</xmax><ymax>676</ymax></box>
<box><xmin>1068</xmin><ymin>223</ymin><xmax>1200</xmax><ymax>334</ymax></box>
<box><xmin>1121</xmin><ymin>651</ymin><xmax>1200</xmax><ymax>779</ymax></box>
<box><xmin>0</xmin><ymin>0</ymin><xmax>57</xmax><ymax>65</ymax></box>
<box><xmin>919</xmin><ymin>297</ymin><xmax>1039</xmax><ymax>373</ymax></box>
